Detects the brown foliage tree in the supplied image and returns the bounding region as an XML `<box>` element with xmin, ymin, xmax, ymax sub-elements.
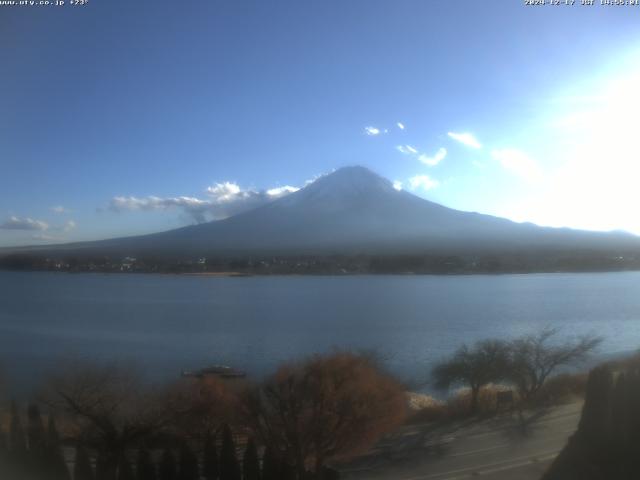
<box><xmin>243</xmin><ymin>351</ymin><xmax>406</xmax><ymax>477</ymax></box>
<box><xmin>161</xmin><ymin>376</ymin><xmax>238</xmax><ymax>441</ymax></box>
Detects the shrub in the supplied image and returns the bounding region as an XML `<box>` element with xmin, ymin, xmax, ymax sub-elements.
<box><xmin>446</xmin><ymin>384</ymin><xmax>514</xmax><ymax>418</ymax></box>
<box><xmin>404</xmin><ymin>393</ymin><xmax>448</xmax><ymax>424</ymax></box>
<box><xmin>535</xmin><ymin>373</ymin><xmax>588</xmax><ymax>405</ymax></box>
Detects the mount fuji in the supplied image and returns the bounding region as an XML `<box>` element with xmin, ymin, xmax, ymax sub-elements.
<box><xmin>5</xmin><ymin>166</ymin><xmax>640</xmax><ymax>259</ymax></box>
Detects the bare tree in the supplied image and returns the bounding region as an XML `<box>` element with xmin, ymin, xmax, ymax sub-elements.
<box><xmin>243</xmin><ymin>351</ymin><xmax>406</xmax><ymax>478</ymax></box>
<box><xmin>432</xmin><ymin>339</ymin><xmax>510</xmax><ymax>413</ymax></box>
<box><xmin>506</xmin><ymin>328</ymin><xmax>602</xmax><ymax>403</ymax></box>
<box><xmin>42</xmin><ymin>362</ymin><xmax>168</xmax><ymax>478</ymax></box>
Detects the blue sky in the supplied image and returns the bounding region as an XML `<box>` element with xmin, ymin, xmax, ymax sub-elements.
<box><xmin>2</xmin><ymin>0</ymin><xmax>640</xmax><ymax>246</ymax></box>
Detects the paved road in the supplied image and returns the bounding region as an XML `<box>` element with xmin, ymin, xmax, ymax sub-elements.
<box><xmin>340</xmin><ymin>402</ymin><xmax>582</xmax><ymax>480</ymax></box>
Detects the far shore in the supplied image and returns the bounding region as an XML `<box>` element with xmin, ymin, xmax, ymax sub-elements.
<box><xmin>181</xmin><ymin>271</ymin><xmax>254</xmax><ymax>277</ymax></box>
<box><xmin>4</xmin><ymin>267</ymin><xmax>640</xmax><ymax>277</ymax></box>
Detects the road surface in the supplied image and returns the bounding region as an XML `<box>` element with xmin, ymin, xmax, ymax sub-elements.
<box><xmin>340</xmin><ymin>402</ymin><xmax>582</xmax><ymax>480</ymax></box>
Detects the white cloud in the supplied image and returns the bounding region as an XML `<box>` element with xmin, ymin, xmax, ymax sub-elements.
<box><xmin>0</xmin><ymin>216</ymin><xmax>49</xmax><ymax>231</ymax></box>
<box><xmin>392</xmin><ymin>180</ymin><xmax>403</xmax><ymax>191</ymax></box>
<box><xmin>447</xmin><ymin>132</ymin><xmax>482</xmax><ymax>149</ymax></box>
<box><xmin>418</xmin><ymin>147</ymin><xmax>447</xmax><ymax>167</ymax></box>
<box><xmin>408</xmin><ymin>175</ymin><xmax>439</xmax><ymax>191</ymax></box>
<box><xmin>109</xmin><ymin>181</ymin><xmax>300</xmax><ymax>223</ymax></box>
<box><xmin>110</xmin><ymin>196</ymin><xmax>209</xmax><ymax>211</ymax></box>
<box><xmin>206</xmin><ymin>182</ymin><xmax>244</xmax><ymax>202</ymax></box>
<box><xmin>396</xmin><ymin>145</ymin><xmax>418</xmax><ymax>155</ymax></box>
<box><xmin>109</xmin><ymin>195</ymin><xmax>220</xmax><ymax>223</ymax></box>
<box><xmin>267</xmin><ymin>185</ymin><xmax>300</xmax><ymax>197</ymax></box>
<box><xmin>491</xmin><ymin>149</ymin><xmax>542</xmax><ymax>182</ymax></box>
<box><xmin>397</xmin><ymin>122</ymin><xmax>405</xmax><ymax>130</ymax></box>
<box><xmin>364</xmin><ymin>126</ymin><xmax>381</xmax><ymax>136</ymax></box>
<box><xmin>50</xmin><ymin>205</ymin><xmax>67</xmax><ymax>214</ymax></box>
<box><xmin>206</xmin><ymin>181</ymin><xmax>297</xmax><ymax>204</ymax></box>
<box><xmin>0</xmin><ymin>215</ymin><xmax>77</xmax><ymax>238</ymax></box>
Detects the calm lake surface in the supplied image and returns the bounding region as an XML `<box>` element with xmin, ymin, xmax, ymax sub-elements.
<box><xmin>1</xmin><ymin>271</ymin><xmax>640</xmax><ymax>393</ymax></box>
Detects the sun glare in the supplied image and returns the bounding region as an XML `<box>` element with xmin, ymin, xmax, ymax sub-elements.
<box><xmin>502</xmin><ymin>63</ymin><xmax>640</xmax><ymax>234</ymax></box>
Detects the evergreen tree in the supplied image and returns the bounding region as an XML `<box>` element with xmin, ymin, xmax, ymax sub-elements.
<box><xmin>242</xmin><ymin>438</ymin><xmax>260</xmax><ymax>480</ymax></box>
<box><xmin>27</xmin><ymin>404</ymin><xmax>47</xmax><ymax>460</ymax></box>
<box><xmin>0</xmin><ymin>427</ymin><xmax>9</xmax><ymax>476</ymax></box>
<box><xmin>319</xmin><ymin>466</ymin><xmax>340</xmax><ymax>480</ymax></box>
<box><xmin>219</xmin><ymin>425</ymin><xmax>241</xmax><ymax>480</ymax></box>
<box><xmin>178</xmin><ymin>443</ymin><xmax>199</xmax><ymax>480</ymax></box>
<box><xmin>260</xmin><ymin>445</ymin><xmax>279</xmax><ymax>480</ymax></box>
<box><xmin>0</xmin><ymin>427</ymin><xmax>7</xmax><ymax>460</ymax></box>
<box><xmin>9</xmin><ymin>401</ymin><xmax>26</xmax><ymax>457</ymax></box>
<box><xmin>8</xmin><ymin>400</ymin><xmax>27</xmax><ymax>476</ymax></box>
<box><xmin>279</xmin><ymin>458</ymin><xmax>295</xmax><ymax>480</ymax></box>
<box><xmin>158</xmin><ymin>449</ymin><xmax>177</xmax><ymax>480</ymax></box>
<box><xmin>96</xmin><ymin>450</ymin><xmax>117</xmax><ymax>480</ymax></box>
<box><xmin>202</xmin><ymin>433</ymin><xmax>219</xmax><ymax>480</ymax></box>
<box><xmin>136</xmin><ymin>448</ymin><xmax>157</xmax><ymax>480</ymax></box>
<box><xmin>117</xmin><ymin>454</ymin><xmax>135</xmax><ymax>480</ymax></box>
<box><xmin>74</xmin><ymin>445</ymin><xmax>95</xmax><ymax>480</ymax></box>
<box><xmin>47</xmin><ymin>414</ymin><xmax>70</xmax><ymax>480</ymax></box>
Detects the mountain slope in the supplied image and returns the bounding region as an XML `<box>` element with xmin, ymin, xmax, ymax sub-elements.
<box><xmin>9</xmin><ymin>166</ymin><xmax>640</xmax><ymax>258</ymax></box>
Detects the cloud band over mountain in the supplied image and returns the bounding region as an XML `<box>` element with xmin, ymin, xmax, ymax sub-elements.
<box><xmin>108</xmin><ymin>182</ymin><xmax>300</xmax><ymax>223</ymax></box>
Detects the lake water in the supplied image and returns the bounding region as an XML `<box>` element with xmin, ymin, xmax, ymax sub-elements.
<box><xmin>1</xmin><ymin>271</ymin><xmax>640</xmax><ymax>394</ymax></box>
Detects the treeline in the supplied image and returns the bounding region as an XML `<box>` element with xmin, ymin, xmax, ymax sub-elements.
<box><xmin>0</xmin><ymin>351</ymin><xmax>406</xmax><ymax>480</ymax></box>
<box><xmin>0</xmin><ymin>407</ymin><xmax>316</xmax><ymax>480</ymax></box>
<box><xmin>0</xmin><ymin>403</ymin><xmax>68</xmax><ymax>480</ymax></box>
<box><xmin>2</xmin><ymin>251</ymin><xmax>640</xmax><ymax>275</ymax></box>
